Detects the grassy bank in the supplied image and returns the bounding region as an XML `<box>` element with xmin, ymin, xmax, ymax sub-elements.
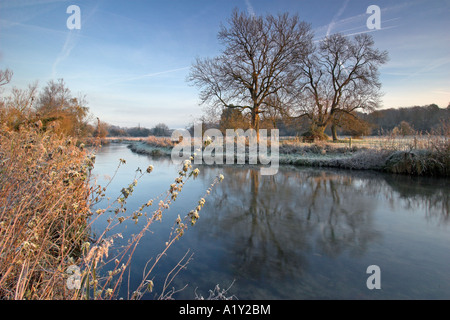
<box><xmin>0</xmin><ymin>124</ymin><xmax>93</xmax><ymax>299</ymax></box>
<box><xmin>125</xmin><ymin>134</ymin><xmax>450</xmax><ymax>177</ymax></box>
<box><xmin>0</xmin><ymin>125</ymin><xmax>222</xmax><ymax>300</ymax></box>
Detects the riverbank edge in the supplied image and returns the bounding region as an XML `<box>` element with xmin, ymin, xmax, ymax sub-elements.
<box><xmin>123</xmin><ymin>140</ymin><xmax>449</xmax><ymax>177</ymax></box>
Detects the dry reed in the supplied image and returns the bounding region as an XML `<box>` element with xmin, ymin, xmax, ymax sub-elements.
<box><xmin>0</xmin><ymin>123</ymin><xmax>223</xmax><ymax>299</ymax></box>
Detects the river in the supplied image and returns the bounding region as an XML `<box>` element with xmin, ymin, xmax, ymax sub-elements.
<box><xmin>90</xmin><ymin>143</ymin><xmax>450</xmax><ymax>299</ymax></box>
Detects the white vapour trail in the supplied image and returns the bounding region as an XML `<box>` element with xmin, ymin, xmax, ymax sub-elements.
<box><xmin>326</xmin><ymin>0</ymin><xmax>350</xmax><ymax>36</ymax></box>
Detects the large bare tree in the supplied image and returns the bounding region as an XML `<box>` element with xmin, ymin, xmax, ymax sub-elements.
<box><xmin>292</xmin><ymin>33</ymin><xmax>388</xmax><ymax>140</ymax></box>
<box><xmin>188</xmin><ymin>9</ymin><xmax>313</xmax><ymax>141</ymax></box>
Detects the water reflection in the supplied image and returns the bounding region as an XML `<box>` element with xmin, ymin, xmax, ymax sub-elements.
<box><xmin>196</xmin><ymin>167</ymin><xmax>386</xmax><ymax>280</ymax></box>
<box><xmin>383</xmin><ymin>174</ymin><xmax>449</xmax><ymax>224</ymax></box>
<box><xmin>92</xmin><ymin>144</ymin><xmax>450</xmax><ymax>299</ymax></box>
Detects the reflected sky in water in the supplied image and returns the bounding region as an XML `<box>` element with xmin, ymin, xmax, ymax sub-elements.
<box><xmin>91</xmin><ymin>144</ymin><xmax>450</xmax><ymax>299</ymax></box>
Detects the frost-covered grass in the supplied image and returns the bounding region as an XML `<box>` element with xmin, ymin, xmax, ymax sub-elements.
<box><xmin>122</xmin><ymin>134</ymin><xmax>449</xmax><ymax>176</ymax></box>
<box><xmin>280</xmin><ymin>136</ymin><xmax>449</xmax><ymax>175</ymax></box>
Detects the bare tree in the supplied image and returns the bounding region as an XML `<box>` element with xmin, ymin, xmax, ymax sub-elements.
<box><xmin>152</xmin><ymin>123</ymin><xmax>171</xmax><ymax>136</ymax></box>
<box><xmin>1</xmin><ymin>82</ymin><xmax>39</xmax><ymax>129</ymax></box>
<box><xmin>0</xmin><ymin>69</ymin><xmax>13</xmax><ymax>89</ymax></box>
<box><xmin>8</xmin><ymin>82</ymin><xmax>39</xmax><ymax>113</ymax></box>
<box><xmin>292</xmin><ymin>33</ymin><xmax>388</xmax><ymax>140</ymax></box>
<box><xmin>188</xmin><ymin>9</ymin><xmax>313</xmax><ymax>141</ymax></box>
<box><xmin>37</xmin><ymin>79</ymin><xmax>91</xmax><ymax>137</ymax></box>
<box><xmin>37</xmin><ymin>79</ymin><xmax>73</xmax><ymax>115</ymax></box>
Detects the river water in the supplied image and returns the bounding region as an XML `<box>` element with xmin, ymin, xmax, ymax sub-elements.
<box><xmin>90</xmin><ymin>143</ymin><xmax>450</xmax><ymax>299</ymax></box>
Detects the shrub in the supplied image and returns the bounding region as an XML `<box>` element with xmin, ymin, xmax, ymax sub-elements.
<box><xmin>384</xmin><ymin>144</ymin><xmax>450</xmax><ymax>176</ymax></box>
<box><xmin>302</xmin><ymin>130</ymin><xmax>329</xmax><ymax>142</ymax></box>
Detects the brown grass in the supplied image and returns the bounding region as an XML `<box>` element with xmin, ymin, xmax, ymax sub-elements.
<box><xmin>0</xmin><ymin>123</ymin><xmax>93</xmax><ymax>299</ymax></box>
<box><xmin>0</xmin><ymin>123</ymin><xmax>223</xmax><ymax>299</ymax></box>
<box><xmin>146</xmin><ymin>135</ymin><xmax>176</xmax><ymax>148</ymax></box>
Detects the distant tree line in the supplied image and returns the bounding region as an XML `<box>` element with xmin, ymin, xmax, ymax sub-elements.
<box><xmin>100</xmin><ymin>102</ymin><xmax>450</xmax><ymax>139</ymax></box>
<box><xmin>204</xmin><ymin>102</ymin><xmax>450</xmax><ymax>137</ymax></box>
<box><xmin>106</xmin><ymin>122</ymin><xmax>172</xmax><ymax>137</ymax></box>
<box><xmin>358</xmin><ymin>103</ymin><xmax>450</xmax><ymax>135</ymax></box>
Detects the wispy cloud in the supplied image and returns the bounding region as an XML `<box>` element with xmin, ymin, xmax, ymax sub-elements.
<box><xmin>126</xmin><ymin>66</ymin><xmax>191</xmax><ymax>81</ymax></box>
<box><xmin>0</xmin><ymin>18</ymin><xmax>63</xmax><ymax>35</ymax></box>
<box><xmin>245</xmin><ymin>0</ymin><xmax>256</xmax><ymax>17</ymax></box>
<box><xmin>432</xmin><ymin>90</ymin><xmax>450</xmax><ymax>95</ymax></box>
<box><xmin>0</xmin><ymin>0</ymin><xmax>66</xmax><ymax>10</ymax></box>
<box><xmin>405</xmin><ymin>56</ymin><xmax>450</xmax><ymax>80</ymax></box>
<box><xmin>107</xmin><ymin>66</ymin><xmax>191</xmax><ymax>86</ymax></box>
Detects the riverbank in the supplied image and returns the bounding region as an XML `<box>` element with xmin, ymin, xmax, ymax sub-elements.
<box><xmin>124</xmin><ymin>136</ymin><xmax>449</xmax><ymax>177</ymax></box>
<box><xmin>0</xmin><ymin>125</ymin><xmax>93</xmax><ymax>299</ymax></box>
<box><xmin>86</xmin><ymin>143</ymin><xmax>450</xmax><ymax>300</ymax></box>
<box><xmin>0</xmin><ymin>128</ymin><xmax>221</xmax><ymax>300</ymax></box>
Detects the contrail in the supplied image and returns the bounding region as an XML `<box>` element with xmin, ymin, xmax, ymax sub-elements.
<box><xmin>51</xmin><ymin>3</ymin><xmax>99</xmax><ymax>78</ymax></box>
<box><xmin>107</xmin><ymin>66</ymin><xmax>191</xmax><ymax>86</ymax></box>
<box><xmin>124</xmin><ymin>66</ymin><xmax>191</xmax><ymax>82</ymax></box>
<box><xmin>52</xmin><ymin>29</ymin><xmax>80</xmax><ymax>78</ymax></box>
<box><xmin>326</xmin><ymin>0</ymin><xmax>350</xmax><ymax>36</ymax></box>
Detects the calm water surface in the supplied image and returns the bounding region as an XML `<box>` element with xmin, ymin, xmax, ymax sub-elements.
<box><xmin>91</xmin><ymin>143</ymin><xmax>450</xmax><ymax>299</ymax></box>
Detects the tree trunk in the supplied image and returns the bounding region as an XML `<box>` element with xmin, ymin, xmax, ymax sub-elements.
<box><xmin>316</xmin><ymin>125</ymin><xmax>327</xmax><ymax>141</ymax></box>
<box><xmin>251</xmin><ymin>107</ymin><xmax>260</xmax><ymax>143</ymax></box>
<box><xmin>331</xmin><ymin>123</ymin><xmax>338</xmax><ymax>141</ymax></box>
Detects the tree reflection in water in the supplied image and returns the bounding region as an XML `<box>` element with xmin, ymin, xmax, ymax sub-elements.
<box><xmin>197</xmin><ymin>167</ymin><xmax>384</xmax><ymax>280</ymax></box>
<box><xmin>192</xmin><ymin>165</ymin><xmax>449</xmax><ymax>298</ymax></box>
<box><xmin>93</xmin><ymin>145</ymin><xmax>450</xmax><ymax>299</ymax></box>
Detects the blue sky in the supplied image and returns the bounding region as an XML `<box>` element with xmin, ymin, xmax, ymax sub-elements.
<box><xmin>1</xmin><ymin>0</ymin><xmax>449</xmax><ymax>128</ymax></box>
